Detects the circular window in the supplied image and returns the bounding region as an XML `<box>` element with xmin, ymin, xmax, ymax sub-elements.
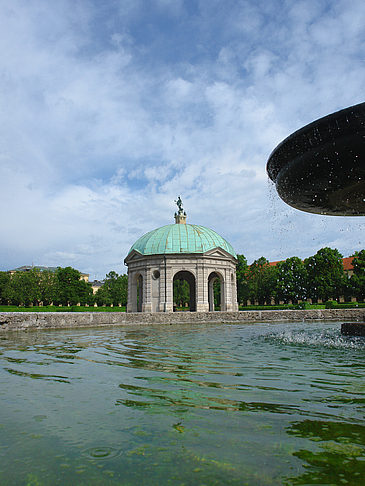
<box><xmin>152</xmin><ymin>270</ymin><xmax>160</xmax><ymax>280</ymax></box>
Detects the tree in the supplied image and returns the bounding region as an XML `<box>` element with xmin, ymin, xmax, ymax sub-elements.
<box><xmin>304</xmin><ymin>247</ymin><xmax>345</xmax><ymax>301</ymax></box>
<box><xmin>173</xmin><ymin>279</ymin><xmax>190</xmax><ymax>308</ymax></box>
<box><xmin>94</xmin><ymin>272</ymin><xmax>128</xmax><ymax>307</ymax></box>
<box><xmin>78</xmin><ymin>279</ymin><xmax>94</xmax><ymax>306</ymax></box>
<box><xmin>0</xmin><ymin>272</ymin><xmax>10</xmax><ymax>305</ymax></box>
<box><xmin>54</xmin><ymin>267</ymin><xmax>93</xmax><ymax>306</ymax></box>
<box><xmin>247</xmin><ymin>257</ymin><xmax>277</xmax><ymax>305</ymax></box>
<box><xmin>102</xmin><ymin>272</ymin><xmax>128</xmax><ymax>306</ymax></box>
<box><xmin>39</xmin><ymin>270</ymin><xmax>57</xmax><ymax>306</ymax></box>
<box><xmin>213</xmin><ymin>279</ymin><xmax>221</xmax><ymax>309</ymax></box>
<box><xmin>95</xmin><ymin>286</ymin><xmax>112</xmax><ymax>306</ymax></box>
<box><xmin>236</xmin><ymin>254</ymin><xmax>249</xmax><ymax>305</ymax></box>
<box><xmin>350</xmin><ymin>250</ymin><xmax>365</xmax><ymax>301</ymax></box>
<box><xmin>5</xmin><ymin>269</ymin><xmax>41</xmax><ymax>306</ymax></box>
<box><xmin>275</xmin><ymin>257</ymin><xmax>307</xmax><ymax>303</ymax></box>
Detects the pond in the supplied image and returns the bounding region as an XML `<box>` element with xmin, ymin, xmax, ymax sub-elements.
<box><xmin>0</xmin><ymin>321</ymin><xmax>364</xmax><ymax>485</ymax></box>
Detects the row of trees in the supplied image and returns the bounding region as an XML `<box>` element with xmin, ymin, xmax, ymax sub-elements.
<box><xmin>1</xmin><ymin>247</ymin><xmax>363</xmax><ymax>308</ymax></box>
<box><xmin>0</xmin><ymin>267</ymin><xmax>128</xmax><ymax>307</ymax></box>
<box><xmin>236</xmin><ymin>248</ymin><xmax>365</xmax><ymax>305</ymax></box>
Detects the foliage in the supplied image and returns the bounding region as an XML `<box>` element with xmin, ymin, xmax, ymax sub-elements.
<box><xmin>236</xmin><ymin>254</ymin><xmax>249</xmax><ymax>304</ymax></box>
<box><xmin>0</xmin><ymin>267</ymin><xmax>94</xmax><ymax>307</ymax></box>
<box><xmin>238</xmin><ymin>303</ymin><xmax>326</xmax><ymax>311</ymax></box>
<box><xmin>350</xmin><ymin>250</ymin><xmax>365</xmax><ymax>301</ymax></box>
<box><xmin>39</xmin><ymin>270</ymin><xmax>56</xmax><ymax>306</ymax></box>
<box><xmin>54</xmin><ymin>267</ymin><xmax>94</xmax><ymax>306</ymax></box>
<box><xmin>3</xmin><ymin>269</ymin><xmax>42</xmax><ymax>306</ymax></box>
<box><xmin>304</xmin><ymin>247</ymin><xmax>345</xmax><ymax>301</ymax></box>
<box><xmin>95</xmin><ymin>271</ymin><xmax>128</xmax><ymax>306</ymax></box>
<box><xmin>95</xmin><ymin>285</ymin><xmax>113</xmax><ymax>306</ymax></box>
<box><xmin>0</xmin><ymin>247</ymin><xmax>362</xmax><ymax>309</ymax></box>
<box><xmin>275</xmin><ymin>257</ymin><xmax>307</xmax><ymax>303</ymax></box>
<box><xmin>246</xmin><ymin>257</ymin><xmax>277</xmax><ymax>305</ymax></box>
<box><xmin>0</xmin><ymin>272</ymin><xmax>11</xmax><ymax>305</ymax></box>
<box><xmin>173</xmin><ymin>279</ymin><xmax>190</xmax><ymax>307</ymax></box>
<box><xmin>0</xmin><ymin>266</ymin><xmax>128</xmax><ymax>308</ymax></box>
<box><xmin>0</xmin><ymin>305</ymin><xmax>126</xmax><ymax>312</ymax></box>
<box><xmin>325</xmin><ymin>301</ymin><xmax>365</xmax><ymax>309</ymax></box>
<box><xmin>235</xmin><ymin>247</ymin><xmax>360</xmax><ymax>306</ymax></box>
<box><xmin>213</xmin><ymin>279</ymin><xmax>221</xmax><ymax>309</ymax></box>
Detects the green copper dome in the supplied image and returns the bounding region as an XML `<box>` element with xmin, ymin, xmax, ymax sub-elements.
<box><xmin>128</xmin><ymin>224</ymin><xmax>237</xmax><ymax>258</ymax></box>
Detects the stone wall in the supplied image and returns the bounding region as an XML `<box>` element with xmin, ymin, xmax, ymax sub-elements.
<box><xmin>0</xmin><ymin>309</ymin><xmax>364</xmax><ymax>332</ymax></box>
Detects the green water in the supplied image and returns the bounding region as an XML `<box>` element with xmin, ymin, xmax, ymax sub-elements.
<box><xmin>0</xmin><ymin>322</ymin><xmax>364</xmax><ymax>485</ymax></box>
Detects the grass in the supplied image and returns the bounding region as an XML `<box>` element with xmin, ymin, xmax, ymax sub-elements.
<box><xmin>1</xmin><ymin>303</ymin><xmax>363</xmax><ymax>313</ymax></box>
<box><xmin>239</xmin><ymin>302</ymin><xmax>365</xmax><ymax>311</ymax></box>
<box><xmin>239</xmin><ymin>304</ymin><xmax>325</xmax><ymax>311</ymax></box>
<box><xmin>0</xmin><ymin>305</ymin><xmax>126</xmax><ymax>313</ymax></box>
<box><xmin>325</xmin><ymin>301</ymin><xmax>365</xmax><ymax>309</ymax></box>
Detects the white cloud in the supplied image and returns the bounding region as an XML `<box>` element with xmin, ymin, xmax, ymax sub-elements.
<box><xmin>0</xmin><ymin>0</ymin><xmax>364</xmax><ymax>278</ymax></box>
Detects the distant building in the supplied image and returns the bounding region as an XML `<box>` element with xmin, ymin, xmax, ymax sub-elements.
<box><xmin>90</xmin><ymin>280</ymin><xmax>104</xmax><ymax>294</ymax></box>
<box><xmin>342</xmin><ymin>257</ymin><xmax>355</xmax><ymax>277</ymax></box>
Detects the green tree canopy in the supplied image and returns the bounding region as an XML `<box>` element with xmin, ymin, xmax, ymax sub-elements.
<box><xmin>0</xmin><ymin>271</ymin><xmax>11</xmax><ymax>305</ymax></box>
<box><xmin>304</xmin><ymin>247</ymin><xmax>345</xmax><ymax>301</ymax></box>
<box><xmin>246</xmin><ymin>257</ymin><xmax>277</xmax><ymax>305</ymax></box>
<box><xmin>173</xmin><ymin>279</ymin><xmax>190</xmax><ymax>308</ymax></box>
<box><xmin>4</xmin><ymin>269</ymin><xmax>42</xmax><ymax>306</ymax></box>
<box><xmin>350</xmin><ymin>250</ymin><xmax>365</xmax><ymax>301</ymax></box>
<box><xmin>236</xmin><ymin>254</ymin><xmax>249</xmax><ymax>304</ymax></box>
<box><xmin>39</xmin><ymin>270</ymin><xmax>57</xmax><ymax>306</ymax></box>
<box><xmin>54</xmin><ymin>267</ymin><xmax>93</xmax><ymax>306</ymax></box>
<box><xmin>275</xmin><ymin>257</ymin><xmax>307</xmax><ymax>303</ymax></box>
<box><xmin>94</xmin><ymin>272</ymin><xmax>128</xmax><ymax>307</ymax></box>
<box><xmin>102</xmin><ymin>272</ymin><xmax>128</xmax><ymax>306</ymax></box>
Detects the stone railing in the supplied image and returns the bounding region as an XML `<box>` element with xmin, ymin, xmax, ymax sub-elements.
<box><xmin>0</xmin><ymin>308</ymin><xmax>364</xmax><ymax>332</ymax></box>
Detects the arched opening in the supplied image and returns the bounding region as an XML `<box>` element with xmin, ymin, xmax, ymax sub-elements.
<box><xmin>173</xmin><ymin>271</ymin><xmax>196</xmax><ymax>312</ymax></box>
<box><xmin>208</xmin><ymin>272</ymin><xmax>224</xmax><ymax>311</ymax></box>
<box><xmin>137</xmin><ymin>274</ymin><xmax>143</xmax><ymax>312</ymax></box>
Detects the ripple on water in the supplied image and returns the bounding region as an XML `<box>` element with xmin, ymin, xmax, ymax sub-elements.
<box><xmin>0</xmin><ymin>322</ymin><xmax>364</xmax><ymax>485</ymax></box>
<box><xmin>83</xmin><ymin>446</ymin><xmax>121</xmax><ymax>459</ymax></box>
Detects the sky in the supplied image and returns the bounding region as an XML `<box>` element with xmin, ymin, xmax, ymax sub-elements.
<box><xmin>0</xmin><ymin>0</ymin><xmax>364</xmax><ymax>280</ymax></box>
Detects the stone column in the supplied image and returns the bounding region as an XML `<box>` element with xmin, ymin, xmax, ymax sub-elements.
<box><xmin>142</xmin><ymin>267</ymin><xmax>153</xmax><ymax>312</ymax></box>
<box><xmin>220</xmin><ymin>271</ymin><xmax>227</xmax><ymax>311</ymax></box>
<box><xmin>232</xmin><ymin>270</ymin><xmax>238</xmax><ymax>311</ymax></box>
<box><xmin>159</xmin><ymin>258</ymin><xmax>174</xmax><ymax>312</ymax></box>
<box><xmin>196</xmin><ymin>262</ymin><xmax>209</xmax><ymax>312</ymax></box>
<box><xmin>208</xmin><ymin>277</ymin><xmax>215</xmax><ymax>311</ymax></box>
<box><xmin>127</xmin><ymin>271</ymin><xmax>137</xmax><ymax>312</ymax></box>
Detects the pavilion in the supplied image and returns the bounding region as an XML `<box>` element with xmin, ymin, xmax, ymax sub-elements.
<box><xmin>124</xmin><ymin>198</ymin><xmax>238</xmax><ymax>313</ymax></box>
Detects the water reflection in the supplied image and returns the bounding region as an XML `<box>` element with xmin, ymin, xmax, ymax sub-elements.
<box><xmin>0</xmin><ymin>322</ymin><xmax>364</xmax><ymax>485</ymax></box>
<box><xmin>286</xmin><ymin>420</ymin><xmax>365</xmax><ymax>484</ymax></box>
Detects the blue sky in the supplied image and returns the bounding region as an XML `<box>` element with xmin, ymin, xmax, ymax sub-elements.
<box><xmin>1</xmin><ymin>0</ymin><xmax>364</xmax><ymax>279</ymax></box>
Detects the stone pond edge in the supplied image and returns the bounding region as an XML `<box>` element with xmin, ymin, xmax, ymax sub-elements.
<box><xmin>0</xmin><ymin>309</ymin><xmax>364</xmax><ymax>332</ymax></box>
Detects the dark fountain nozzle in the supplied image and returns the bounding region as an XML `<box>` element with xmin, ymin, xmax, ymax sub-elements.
<box><xmin>266</xmin><ymin>102</ymin><xmax>365</xmax><ymax>216</ymax></box>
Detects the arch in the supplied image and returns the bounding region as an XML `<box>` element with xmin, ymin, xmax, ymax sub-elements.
<box><xmin>173</xmin><ymin>270</ymin><xmax>196</xmax><ymax>312</ymax></box>
<box><xmin>208</xmin><ymin>271</ymin><xmax>224</xmax><ymax>311</ymax></box>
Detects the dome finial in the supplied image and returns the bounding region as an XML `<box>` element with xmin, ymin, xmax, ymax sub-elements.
<box><xmin>174</xmin><ymin>196</ymin><xmax>187</xmax><ymax>224</ymax></box>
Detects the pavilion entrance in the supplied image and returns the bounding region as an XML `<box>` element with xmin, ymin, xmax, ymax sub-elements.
<box><xmin>173</xmin><ymin>271</ymin><xmax>196</xmax><ymax>312</ymax></box>
<box><xmin>208</xmin><ymin>271</ymin><xmax>224</xmax><ymax>311</ymax></box>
